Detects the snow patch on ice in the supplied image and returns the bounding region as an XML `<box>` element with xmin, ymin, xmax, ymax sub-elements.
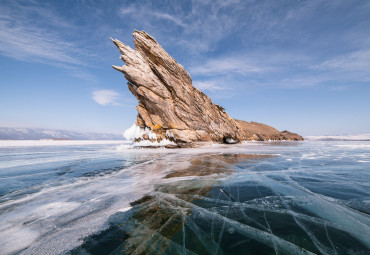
<box><xmin>116</xmin><ymin>139</ymin><xmax>176</xmax><ymax>149</ymax></box>
<box><xmin>133</xmin><ymin>139</ymin><xmax>176</xmax><ymax>147</ymax></box>
<box><xmin>0</xmin><ymin>226</ymin><xmax>39</xmax><ymax>254</ymax></box>
<box><xmin>117</xmin><ymin>207</ymin><xmax>132</xmax><ymax>212</ymax></box>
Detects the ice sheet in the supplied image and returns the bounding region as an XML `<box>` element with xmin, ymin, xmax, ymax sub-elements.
<box><xmin>1</xmin><ymin>140</ymin><xmax>369</xmax><ymax>254</ymax></box>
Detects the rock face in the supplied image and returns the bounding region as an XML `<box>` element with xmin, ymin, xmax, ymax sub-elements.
<box><xmin>112</xmin><ymin>30</ymin><xmax>303</xmax><ymax>144</ymax></box>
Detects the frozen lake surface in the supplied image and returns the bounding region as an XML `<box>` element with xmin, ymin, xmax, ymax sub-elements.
<box><xmin>0</xmin><ymin>140</ymin><xmax>369</xmax><ymax>254</ymax></box>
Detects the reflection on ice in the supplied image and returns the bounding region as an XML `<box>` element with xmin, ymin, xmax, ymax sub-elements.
<box><xmin>1</xmin><ymin>141</ymin><xmax>369</xmax><ymax>254</ymax></box>
<box><xmin>72</xmin><ymin>147</ymin><xmax>370</xmax><ymax>255</ymax></box>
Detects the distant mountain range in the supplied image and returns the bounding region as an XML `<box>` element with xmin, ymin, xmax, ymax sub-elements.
<box><xmin>305</xmin><ymin>134</ymin><xmax>370</xmax><ymax>141</ymax></box>
<box><xmin>0</xmin><ymin>127</ymin><xmax>123</xmax><ymax>140</ymax></box>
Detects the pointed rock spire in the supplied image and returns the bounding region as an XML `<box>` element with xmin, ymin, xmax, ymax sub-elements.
<box><xmin>112</xmin><ymin>30</ymin><xmax>303</xmax><ymax>144</ymax></box>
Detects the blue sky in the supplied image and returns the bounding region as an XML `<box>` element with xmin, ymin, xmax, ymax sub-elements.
<box><xmin>0</xmin><ymin>0</ymin><xmax>369</xmax><ymax>136</ymax></box>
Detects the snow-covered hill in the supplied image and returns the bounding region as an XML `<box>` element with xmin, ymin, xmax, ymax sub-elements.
<box><xmin>0</xmin><ymin>127</ymin><xmax>123</xmax><ymax>140</ymax></box>
<box><xmin>305</xmin><ymin>134</ymin><xmax>370</xmax><ymax>141</ymax></box>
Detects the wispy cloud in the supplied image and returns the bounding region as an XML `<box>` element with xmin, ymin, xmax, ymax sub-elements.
<box><xmin>190</xmin><ymin>56</ymin><xmax>267</xmax><ymax>76</ymax></box>
<box><xmin>304</xmin><ymin>49</ymin><xmax>370</xmax><ymax>86</ymax></box>
<box><xmin>152</xmin><ymin>12</ymin><xmax>187</xmax><ymax>28</ymax></box>
<box><xmin>0</xmin><ymin>2</ymin><xmax>76</xmax><ymax>63</ymax></box>
<box><xmin>118</xmin><ymin>0</ymin><xmax>242</xmax><ymax>52</ymax></box>
<box><xmin>193</xmin><ymin>80</ymin><xmax>227</xmax><ymax>91</ymax></box>
<box><xmin>120</xmin><ymin>6</ymin><xmax>135</xmax><ymax>16</ymax></box>
<box><xmin>190</xmin><ymin>45</ymin><xmax>370</xmax><ymax>89</ymax></box>
<box><xmin>314</xmin><ymin>50</ymin><xmax>370</xmax><ymax>72</ymax></box>
<box><xmin>92</xmin><ymin>90</ymin><xmax>121</xmax><ymax>106</ymax></box>
<box><xmin>116</xmin><ymin>0</ymin><xmax>370</xmax><ymax>92</ymax></box>
<box><xmin>0</xmin><ymin>0</ymin><xmax>94</xmax><ymax>80</ymax></box>
<box><xmin>121</xmin><ymin>7</ymin><xmax>186</xmax><ymax>28</ymax></box>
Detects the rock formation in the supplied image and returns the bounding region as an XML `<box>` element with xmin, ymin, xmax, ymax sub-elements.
<box><xmin>112</xmin><ymin>30</ymin><xmax>303</xmax><ymax>144</ymax></box>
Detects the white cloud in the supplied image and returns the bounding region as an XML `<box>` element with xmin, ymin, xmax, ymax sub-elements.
<box><xmin>92</xmin><ymin>90</ymin><xmax>121</xmax><ymax>106</ymax></box>
<box><xmin>193</xmin><ymin>80</ymin><xmax>226</xmax><ymax>91</ymax></box>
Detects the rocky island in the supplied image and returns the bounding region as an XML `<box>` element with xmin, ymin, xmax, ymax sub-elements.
<box><xmin>112</xmin><ymin>30</ymin><xmax>303</xmax><ymax>145</ymax></box>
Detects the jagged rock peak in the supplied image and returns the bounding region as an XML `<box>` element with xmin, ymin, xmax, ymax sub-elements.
<box><xmin>112</xmin><ymin>30</ymin><xmax>303</xmax><ymax>144</ymax></box>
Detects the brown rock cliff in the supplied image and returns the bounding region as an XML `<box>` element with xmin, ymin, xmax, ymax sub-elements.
<box><xmin>112</xmin><ymin>30</ymin><xmax>303</xmax><ymax>144</ymax></box>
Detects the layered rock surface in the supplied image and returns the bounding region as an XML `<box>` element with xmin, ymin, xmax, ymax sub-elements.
<box><xmin>112</xmin><ymin>30</ymin><xmax>303</xmax><ymax>144</ymax></box>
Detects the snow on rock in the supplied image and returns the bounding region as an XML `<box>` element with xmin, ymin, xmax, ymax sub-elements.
<box><xmin>123</xmin><ymin>124</ymin><xmax>175</xmax><ymax>147</ymax></box>
<box><xmin>123</xmin><ymin>124</ymin><xmax>157</xmax><ymax>140</ymax></box>
<box><xmin>166</xmin><ymin>130</ymin><xmax>175</xmax><ymax>140</ymax></box>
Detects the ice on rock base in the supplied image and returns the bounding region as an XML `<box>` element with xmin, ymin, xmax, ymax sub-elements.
<box><xmin>166</xmin><ymin>130</ymin><xmax>176</xmax><ymax>140</ymax></box>
<box><xmin>123</xmin><ymin>124</ymin><xmax>175</xmax><ymax>147</ymax></box>
<box><xmin>123</xmin><ymin>124</ymin><xmax>157</xmax><ymax>140</ymax></box>
<box><xmin>133</xmin><ymin>139</ymin><xmax>176</xmax><ymax>147</ymax></box>
<box><xmin>225</xmin><ymin>138</ymin><xmax>236</xmax><ymax>144</ymax></box>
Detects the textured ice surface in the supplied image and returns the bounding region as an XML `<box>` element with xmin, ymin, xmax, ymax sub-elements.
<box><xmin>0</xmin><ymin>141</ymin><xmax>369</xmax><ymax>254</ymax></box>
